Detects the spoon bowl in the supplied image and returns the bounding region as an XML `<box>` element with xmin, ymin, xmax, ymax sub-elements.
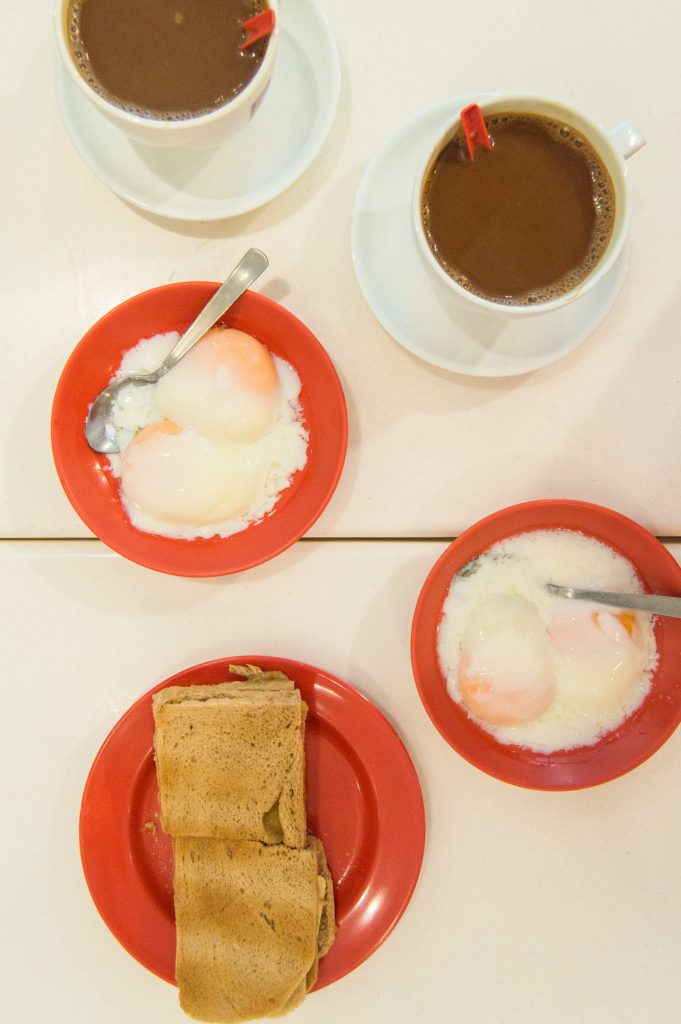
<box><xmin>85</xmin><ymin>374</ymin><xmax>158</xmax><ymax>453</ymax></box>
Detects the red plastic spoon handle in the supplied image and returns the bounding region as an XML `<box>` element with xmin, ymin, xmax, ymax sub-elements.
<box><xmin>460</xmin><ymin>104</ymin><xmax>493</xmax><ymax>160</ymax></box>
<box><xmin>240</xmin><ymin>8</ymin><xmax>276</xmax><ymax>49</ymax></box>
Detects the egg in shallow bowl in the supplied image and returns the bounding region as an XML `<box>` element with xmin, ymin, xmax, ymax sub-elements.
<box><xmin>411</xmin><ymin>499</ymin><xmax>681</xmax><ymax>790</ymax></box>
<box><xmin>107</xmin><ymin>326</ymin><xmax>309</xmax><ymax>541</ymax></box>
<box><xmin>51</xmin><ymin>282</ymin><xmax>348</xmax><ymax>576</ymax></box>
<box><xmin>438</xmin><ymin>529</ymin><xmax>658</xmax><ymax>754</ymax></box>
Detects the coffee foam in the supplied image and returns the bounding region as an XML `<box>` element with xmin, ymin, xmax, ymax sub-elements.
<box><xmin>422</xmin><ymin>112</ymin><xmax>616</xmax><ymax>306</ymax></box>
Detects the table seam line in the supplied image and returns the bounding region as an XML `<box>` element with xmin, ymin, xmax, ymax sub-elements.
<box><xmin>3</xmin><ymin>536</ymin><xmax>681</xmax><ymax>544</ymax></box>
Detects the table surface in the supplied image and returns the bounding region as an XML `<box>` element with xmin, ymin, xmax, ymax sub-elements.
<box><xmin>3</xmin><ymin>1</ymin><xmax>681</xmax><ymax>1023</ymax></box>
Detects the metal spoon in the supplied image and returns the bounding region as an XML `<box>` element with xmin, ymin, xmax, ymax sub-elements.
<box><xmin>546</xmin><ymin>583</ymin><xmax>681</xmax><ymax>619</ymax></box>
<box><xmin>85</xmin><ymin>248</ymin><xmax>269</xmax><ymax>454</ymax></box>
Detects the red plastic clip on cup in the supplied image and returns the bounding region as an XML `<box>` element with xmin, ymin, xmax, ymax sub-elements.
<box><xmin>240</xmin><ymin>8</ymin><xmax>276</xmax><ymax>50</ymax></box>
<box><xmin>460</xmin><ymin>104</ymin><xmax>493</xmax><ymax>160</ymax></box>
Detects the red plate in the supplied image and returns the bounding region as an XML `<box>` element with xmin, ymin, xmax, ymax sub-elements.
<box><xmin>412</xmin><ymin>499</ymin><xmax>681</xmax><ymax>791</ymax></box>
<box><xmin>51</xmin><ymin>284</ymin><xmax>347</xmax><ymax>576</ymax></box>
<box><xmin>79</xmin><ymin>657</ymin><xmax>425</xmax><ymax>989</ymax></box>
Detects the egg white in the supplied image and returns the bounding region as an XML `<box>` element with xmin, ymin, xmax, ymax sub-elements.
<box><xmin>104</xmin><ymin>332</ymin><xmax>308</xmax><ymax>540</ymax></box>
<box><xmin>154</xmin><ymin>328</ymin><xmax>281</xmax><ymax>443</ymax></box>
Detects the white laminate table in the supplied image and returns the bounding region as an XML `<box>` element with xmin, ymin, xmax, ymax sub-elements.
<box><xmin>2</xmin><ymin>2</ymin><xmax>681</xmax><ymax>1023</ymax></box>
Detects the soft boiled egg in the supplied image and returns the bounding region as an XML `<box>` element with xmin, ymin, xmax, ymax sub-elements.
<box><xmin>437</xmin><ymin>530</ymin><xmax>658</xmax><ymax>752</ymax></box>
<box><xmin>547</xmin><ymin>607</ymin><xmax>648</xmax><ymax>716</ymax></box>
<box><xmin>154</xmin><ymin>327</ymin><xmax>280</xmax><ymax>443</ymax></box>
<box><xmin>120</xmin><ymin>419</ymin><xmax>265</xmax><ymax>525</ymax></box>
<box><xmin>457</xmin><ymin>595</ymin><xmax>556</xmax><ymax>725</ymax></box>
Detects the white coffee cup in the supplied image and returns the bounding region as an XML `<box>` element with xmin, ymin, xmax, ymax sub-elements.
<box><xmin>412</xmin><ymin>96</ymin><xmax>645</xmax><ymax>318</ymax></box>
<box><xmin>54</xmin><ymin>0</ymin><xmax>279</xmax><ymax>149</ymax></box>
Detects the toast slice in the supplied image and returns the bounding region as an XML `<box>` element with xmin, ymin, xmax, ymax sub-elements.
<box><xmin>300</xmin><ymin>835</ymin><xmax>336</xmax><ymax>995</ymax></box>
<box><xmin>228</xmin><ymin>664</ymin><xmax>297</xmax><ymax>688</ymax></box>
<box><xmin>269</xmin><ymin>978</ymin><xmax>307</xmax><ymax>1018</ymax></box>
<box><xmin>174</xmin><ymin>838</ymin><xmax>320</xmax><ymax>1024</ymax></box>
<box><xmin>153</xmin><ymin>686</ymin><xmax>307</xmax><ymax>846</ymax></box>
<box><xmin>153</xmin><ymin>665</ymin><xmax>296</xmax><ymax>712</ymax></box>
<box><xmin>308</xmin><ymin>835</ymin><xmax>336</xmax><ymax>959</ymax></box>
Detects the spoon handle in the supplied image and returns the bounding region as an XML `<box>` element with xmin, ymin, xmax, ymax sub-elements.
<box><xmin>159</xmin><ymin>248</ymin><xmax>269</xmax><ymax>375</ymax></box>
<box><xmin>546</xmin><ymin>583</ymin><xmax>681</xmax><ymax>619</ymax></box>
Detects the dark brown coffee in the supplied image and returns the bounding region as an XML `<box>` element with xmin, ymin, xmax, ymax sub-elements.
<box><xmin>67</xmin><ymin>0</ymin><xmax>270</xmax><ymax>120</ymax></box>
<box><xmin>421</xmin><ymin>111</ymin><xmax>616</xmax><ymax>305</ymax></box>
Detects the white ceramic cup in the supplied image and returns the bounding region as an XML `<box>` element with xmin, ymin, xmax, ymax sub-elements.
<box><xmin>413</xmin><ymin>96</ymin><xmax>645</xmax><ymax>318</ymax></box>
<box><xmin>54</xmin><ymin>0</ymin><xmax>279</xmax><ymax>149</ymax></box>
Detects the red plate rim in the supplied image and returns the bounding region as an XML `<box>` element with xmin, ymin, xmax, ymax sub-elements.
<box><xmin>79</xmin><ymin>656</ymin><xmax>426</xmax><ymax>990</ymax></box>
<box><xmin>411</xmin><ymin>499</ymin><xmax>681</xmax><ymax>791</ymax></box>
<box><xmin>51</xmin><ymin>284</ymin><xmax>348</xmax><ymax>577</ymax></box>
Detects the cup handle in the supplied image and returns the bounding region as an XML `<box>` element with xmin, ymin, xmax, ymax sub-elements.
<box><xmin>608</xmin><ymin>120</ymin><xmax>646</xmax><ymax>159</ymax></box>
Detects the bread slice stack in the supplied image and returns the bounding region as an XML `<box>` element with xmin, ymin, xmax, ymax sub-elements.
<box><xmin>153</xmin><ymin>665</ymin><xmax>336</xmax><ymax>1023</ymax></box>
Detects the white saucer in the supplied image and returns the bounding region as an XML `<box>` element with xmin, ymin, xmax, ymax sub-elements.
<box><xmin>351</xmin><ymin>98</ymin><xmax>628</xmax><ymax>377</ymax></box>
<box><xmin>56</xmin><ymin>0</ymin><xmax>340</xmax><ymax>221</ymax></box>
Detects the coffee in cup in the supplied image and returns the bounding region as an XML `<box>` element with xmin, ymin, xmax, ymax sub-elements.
<box><xmin>56</xmin><ymin>0</ymin><xmax>278</xmax><ymax>147</ymax></box>
<box><xmin>66</xmin><ymin>0</ymin><xmax>272</xmax><ymax>120</ymax></box>
<box><xmin>420</xmin><ymin>108</ymin><xmax>617</xmax><ymax>307</ymax></box>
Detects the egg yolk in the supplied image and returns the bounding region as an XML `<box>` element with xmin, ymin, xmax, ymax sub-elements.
<box><xmin>613</xmin><ymin>611</ymin><xmax>637</xmax><ymax>638</ymax></box>
<box><xmin>154</xmin><ymin>327</ymin><xmax>280</xmax><ymax>443</ymax></box>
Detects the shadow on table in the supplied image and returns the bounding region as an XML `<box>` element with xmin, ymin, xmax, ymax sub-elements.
<box><xmin>119</xmin><ymin>47</ymin><xmax>353</xmax><ymax>241</ymax></box>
